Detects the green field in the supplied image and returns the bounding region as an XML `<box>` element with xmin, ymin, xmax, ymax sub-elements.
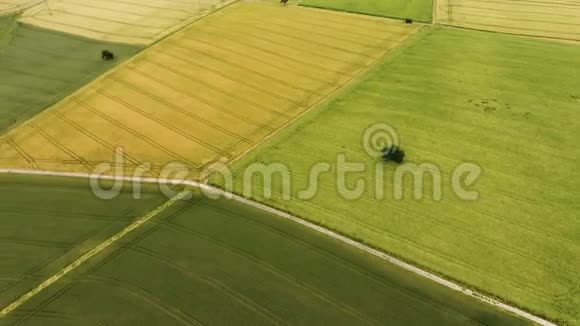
<box><xmin>0</xmin><ymin>175</ymin><xmax>168</xmax><ymax>310</ymax></box>
<box><xmin>301</xmin><ymin>0</ymin><xmax>433</xmax><ymax>22</ymax></box>
<box><xmin>0</xmin><ymin>1</ymin><xmax>577</xmax><ymax>324</ymax></box>
<box><xmin>224</xmin><ymin>27</ymin><xmax>580</xmax><ymax>324</ymax></box>
<box><xmin>0</xmin><ymin>178</ymin><xmax>527</xmax><ymax>325</ymax></box>
<box><xmin>0</xmin><ymin>22</ymin><xmax>141</xmax><ymax>132</ymax></box>
<box><xmin>0</xmin><ymin>16</ymin><xmax>16</xmax><ymax>41</ymax></box>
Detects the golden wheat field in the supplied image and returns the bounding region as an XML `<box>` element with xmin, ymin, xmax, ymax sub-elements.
<box><xmin>0</xmin><ymin>2</ymin><xmax>421</xmax><ymax>178</ymax></box>
<box><xmin>436</xmin><ymin>0</ymin><xmax>580</xmax><ymax>41</ymax></box>
<box><xmin>18</xmin><ymin>0</ymin><xmax>232</xmax><ymax>44</ymax></box>
<box><xmin>435</xmin><ymin>0</ymin><xmax>580</xmax><ymax>40</ymax></box>
<box><xmin>0</xmin><ymin>0</ymin><xmax>43</xmax><ymax>14</ymax></box>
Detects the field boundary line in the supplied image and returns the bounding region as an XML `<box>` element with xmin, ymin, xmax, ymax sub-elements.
<box><xmin>0</xmin><ymin>168</ymin><xmax>557</xmax><ymax>326</ymax></box>
<box><xmin>205</xmin><ymin>24</ymin><xmax>426</xmax><ymax>181</ymax></box>
<box><xmin>432</xmin><ymin>0</ymin><xmax>438</xmax><ymax>23</ymax></box>
<box><xmin>296</xmin><ymin>3</ymin><xmax>433</xmax><ymax>23</ymax></box>
<box><xmin>5</xmin><ymin>139</ymin><xmax>38</xmax><ymax>169</ymax></box>
<box><xmin>0</xmin><ymin>0</ymin><xmax>241</xmax><ymax>140</ymax></box>
<box><xmin>0</xmin><ymin>186</ymin><xmax>188</xmax><ymax>318</ymax></box>
<box><xmin>148</xmin><ymin>0</ymin><xmax>240</xmax><ymax>46</ymax></box>
<box><xmin>0</xmin><ymin>0</ymin><xmax>45</xmax><ymax>16</ymax></box>
<box><xmin>439</xmin><ymin>22</ymin><xmax>580</xmax><ymax>43</ymax></box>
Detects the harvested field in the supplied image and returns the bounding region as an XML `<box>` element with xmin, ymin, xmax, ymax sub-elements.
<box><xmin>0</xmin><ymin>183</ymin><xmax>529</xmax><ymax>325</ymax></box>
<box><xmin>436</xmin><ymin>0</ymin><xmax>580</xmax><ymax>41</ymax></box>
<box><xmin>223</xmin><ymin>27</ymin><xmax>580</xmax><ymax>324</ymax></box>
<box><xmin>18</xmin><ymin>0</ymin><xmax>233</xmax><ymax>44</ymax></box>
<box><xmin>0</xmin><ymin>2</ymin><xmax>422</xmax><ymax>179</ymax></box>
<box><xmin>0</xmin><ymin>0</ymin><xmax>43</xmax><ymax>15</ymax></box>
<box><xmin>0</xmin><ymin>22</ymin><xmax>141</xmax><ymax>133</ymax></box>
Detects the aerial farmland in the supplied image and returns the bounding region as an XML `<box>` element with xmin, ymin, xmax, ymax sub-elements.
<box><xmin>0</xmin><ymin>0</ymin><xmax>578</xmax><ymax>325</ymax></box>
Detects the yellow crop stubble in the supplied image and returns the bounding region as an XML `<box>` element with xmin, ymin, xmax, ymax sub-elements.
<box><xmin>0</xmin><ymin>2</ymin><xmax>421</xmax><ymax>178</ymax></box>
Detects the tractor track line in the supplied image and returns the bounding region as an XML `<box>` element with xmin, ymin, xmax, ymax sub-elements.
<box><xmin>0</xmin><ymin>168</ymin><xmax>557</xmax><ymax>326</ymax></box>
<box><xmin>0</xmin><ymin>188</ymin><xmax>188</xmax><ymax>318</ymax></box>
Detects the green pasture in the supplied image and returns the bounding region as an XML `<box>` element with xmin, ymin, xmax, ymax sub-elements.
<box><xmin>300</xmin><ymin>0</ymin><xmax>433</xmax><ymax>22</ymax></box>
<box><xmin>223</xmin><ymin>27</ymin><xmax>580</xmax><ymax>325</ymax></box>
<box><xmin>0</xmin><ymin>183</ymin><xmax>527</xmax><ymax>325</ymax></box>
<box><xmin>0</xmin><ymin>174</ymin><xmax>168</xmax><ymax>310</ymax></box>
<box><xmin>0</xmin><ymin>22</ymin><xmax>141</xmax><ymax>133</ymax></box>
<box><xmin>0</xmin><ymin>16</ymin><xmax>17</xmax><ymax>41</ymax></box>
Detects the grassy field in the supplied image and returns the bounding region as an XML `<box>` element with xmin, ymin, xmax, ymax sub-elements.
<box><xmin>436</xmin><ymin>0</ymin><xmax>580</xmax><ymax>41</ymax></box>
<box><xmin>19</xmin><ymin>0</ymin><xmax>233</xmax><ymax>44</ymax></box>
<box><xmin>0</xmin><ymin>174</ymin><xmax>168</xmax><ymax>311</ymax></box>
<box><xmin>0</xmin><ymin>2</ymin><xmax>421</xmax><ymax>178</ymax></box>
<box><xmin>0</xmin><ymin>22</ymin><xmax>140</xmax><ymax>133</ymax></box>
<box><xmin>0</xmin><ymin>183</ymin><xmax>528</xmax><ymax>325</ymax></box>
<box><xmin>0</xmin><ymin>15</ymin><xmax>15</xmax><ymax>38</ymax></box>
<box><xmin>301</xmin><ymin>0</ymin><xmax>433</xmax><ymax>23</ymax></box>
<box><xmin>223</xmin><ymin>27</ymin><xmax>580</xmax><ymax>324</ymax></box>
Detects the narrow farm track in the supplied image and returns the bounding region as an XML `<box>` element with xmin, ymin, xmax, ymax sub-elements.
<box><xmin>0</xmin><ymin>169</ymin><xmax>555</xmax><ymax>326</ymax></box>
<box><xmin>223</xmin><ymin>26</ymin><xmax>580</xmax><ymax>325</ymax></box>
<box><xmin>0</xmin><ymin>226</ymin><xmax>105</xmax><ymax>298</ymax></box>
<box><xmin>0</xmin><ymin>1</ymin><xmax>574</xmax><ymax>325</ymax></box>
<box><xmin>0</xmin><ymin>1</ymin><xmax>422</xmax><ymax>179</ymax></box>
<box><xmin>436</xmin><ymin>0</ymin><xmax>580</xmax><ymax>40</ymax></box>
<box><xmin>0</xmin><ymin>189</ymin><xmax>189</xmax><ymax>318</ymax></box>
<box><xmin>0</xmin><ymin>176</ymin><xmax>169</xmax><ymax>314</ymax></box>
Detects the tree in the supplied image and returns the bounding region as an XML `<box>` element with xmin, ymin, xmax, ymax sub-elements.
<box><xmin>101</xmin><ymin>50</ymin><xmax>114</xmax><ymax>61</ymax></box>
<box><xmin>382</xmin><ymin>146</ymin><xmax>405</xmax><ymax>164</ymax></box>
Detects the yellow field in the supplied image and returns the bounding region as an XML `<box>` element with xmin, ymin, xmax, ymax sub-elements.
<box><xmin>18</xmin><ymin>0</ymin><xmax>233</xmax><ymax>44</ymax></box>
<box><xmin>0</xmin><ymin>2</ymin><xmax>421</xmax><ymax>179</ymax></box>
<box><xmin>436</xmin><ymin>0</ymin><xmax>580</xmax><ymax>41</ymax></box>
<box><xmin>0</xmin><ymin>0</ymin><xmax>43</xmax><ymax>14</ymax></box>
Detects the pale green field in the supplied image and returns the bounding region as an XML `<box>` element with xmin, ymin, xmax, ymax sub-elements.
<box><xmin>301</xmin><ymin>0</ymin><xmax>433</xmax><ymax>22</ymax></box>
<box><xmin>224</xmin><ymin>27</ymin><xmax>580</xmax><ymax>325</ymax></box>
